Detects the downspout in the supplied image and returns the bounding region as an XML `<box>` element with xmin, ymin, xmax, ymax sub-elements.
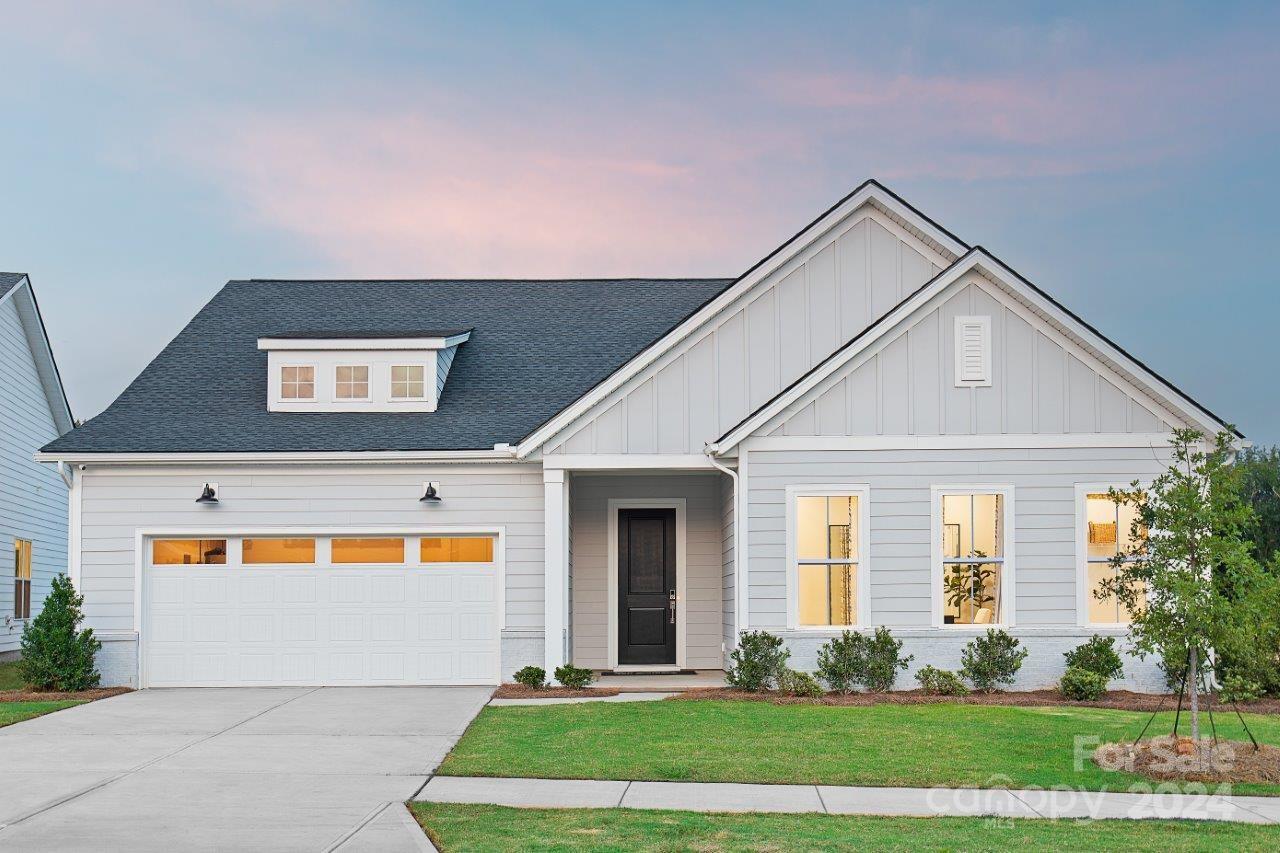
<box><xmin>704</xmin><ymin>443</ymin><xmax>743</xmax><ymax>649</ymax></box>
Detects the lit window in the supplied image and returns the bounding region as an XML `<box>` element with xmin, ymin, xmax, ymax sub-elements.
<box><xmin>281</xmin><ymin>366</ymin><xmax>315</xmax><ymax>400</ymax></box>
<box><xmin>795</xmin><ymin>495</ymin><xmax>860</xmax><ymax>626</ymax></box>
<box><xmin>939</xmin><ymin>492</ymin><xmax>1005</xmax><ymax>625</ymax></box>
<box><xmin>331</xmin><ymin>537</ymin><xmax>405</xmax><ymax>564</ymax></box>
<box><xmin>13</xmin><ymin>539</ymin><xmax>32</xmax><ymax>619</ymax></box>
<box><xmin>391</xmin><ymin>365</ymin><xmax>426</xmax><ymax>399</ymax></box>
<box><xmin>420</xmin><ymin>536</ymin><xmax>494</xmax><ymax>563</ymax></box>
<box><xmin>153</xmin><ymin>539</ymin><xmax>227</xmax><ymax>565</ymax></box>
<box><xmin>243</xmin><ymin>538</ymin><xmax>316</xmax><ymax>564</ymax></box>
<box><xmin>1085</xmin><ymin>492</ymin><xmax>1145</xmax><ymax>624</ymax></box>
<box><xmin>335</xmin><ymin>365</ymin><xmax>369</xmax><ymax>399</ymax></box>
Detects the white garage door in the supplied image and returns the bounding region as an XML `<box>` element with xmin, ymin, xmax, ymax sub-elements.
<box><xmin>142</xmin><ymin>534</ymin><xmax>500</xmax><ymax>687</ymax></box>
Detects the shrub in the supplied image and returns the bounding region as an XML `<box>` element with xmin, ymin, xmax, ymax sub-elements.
<box><xmin>513</xmin><ymin>666</ymin><xmax>546</xmax><ymax>689</ymax></box>
<box><xmin>915</xmin><ymin>665</ymin><xmax>969</xmax><ymax>696</ymax></box>
<box><xmin>726</xmin><ymin>631</ymin><xmax>789</xmax><ymax>692</ymax></box>
<box><xmin>777</xmin><ymin>668</ymin><xmax>824</xmax><ymax>698</ymax></box>
<box><xmin>553</xmin><ymin>664</ymin><xmax>594</xmax><ymax>689</ymax></box>
<box><xmin>1060</xmin><ymin>666</ymin><xmax>1108</xmax><ymax>701</ymax></box>
<box><xmin>960</xmin><ymin>629</ymin><xmax>1028</xmax><ymax>692</ymax></box>
<box><xmin>1064</xmin><ymin>635</ymin><xmax>1124</xmax><ymax>683</ymax></box>
<box><xmin>1219</xmin><ymin>673</ymin><xmax>1265</xmax><ymax>704</ymax></box>
<box><xmin>816</xmin><ymin>628</ymin><xmax>913</xmax><ymax>694</ymax></box>
<box><xmin>18</xmin><ymin>574</ymin><xmax>101</xmax><ymax>692</ymax></box>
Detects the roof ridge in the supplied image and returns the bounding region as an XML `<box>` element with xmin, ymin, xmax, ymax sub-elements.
<box><xmin>237</xmin><ymin>277</ymin><xmax>734</xmax><ymax>284</ymax></box>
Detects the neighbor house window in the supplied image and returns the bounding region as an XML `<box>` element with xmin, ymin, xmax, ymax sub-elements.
<box><xmin>391</xmin><ymin>365</ymin><xmax>426</xmax><ymax>399</ymax></box>
<box><xmin>152</xmin><ymin>539</ymin><xmax>227</xmax><ymax>565</ymax></box>
<box><xmin>420</xmin><ymin>536</ymin><xmax>495</xmax><ymax>563</ymax></box>
<box><xmin>331</xmin><ymin>537</ymin><xmax>405</xmax><ymax>564</ymax></box>
<box><xmin>243</xmin><ymin>538</ymin><xmax>316</xmax><ymax>564</ymax></box>
<box><xmin>1084</xmin><ymin>491</ymin><xmax>1145</xmax><ymax>624</ymax></box>
<box><xmin>937</xmin><ymin>489</ymin><xmax>1009</xmax><ymax>626</ymax></box>
<box><xmin>13</xmin><ymin>539</ymin><xmax>32</xmax><ymax>619</ymax></box>
<box><xmin>281</xmin><ymin>365</ymin><xmax>315</xmax><ymax>400</ymax></box>
<box><xmin>335</xmin><ymin>365</ymin><xmax>369</xmax><ymax>399</ymax></box>
<box><xmin>793</xmin><ymin>491</ymin><xmax>865</xmax><ymax>627</ymax></box>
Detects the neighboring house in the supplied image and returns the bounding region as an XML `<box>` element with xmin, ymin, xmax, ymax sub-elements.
<box><xmin>38</xmin><ymin>182</ymin><xmax>1232</xmax><ymax>691</ymax></box>
<box><xmin>1</xmin><ymin>273</ymin><xmax>74</xmax><ymax>660</ymax></box>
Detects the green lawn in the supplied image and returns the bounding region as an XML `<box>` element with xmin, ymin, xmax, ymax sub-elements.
<box><xmin>0</xmin><ymin>659</ymin><xmax>23</xmax><ymax>690</ymax></box>
<box><xmin>438</xmin><ymin>700</ymin><xmax>1280</xmax><ymax>796</ymax></box>
<box><xmin>411</xmin><ymin>803</ymin><xmax>1280</xmax><ymax>852</ymax></box>
<box><xmin>0</xmin><ymin>700</ymin><xmax>83</xmax><ymax>728</ymax></box>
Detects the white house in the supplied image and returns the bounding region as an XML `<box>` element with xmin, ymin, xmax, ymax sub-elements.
<box><xmin>38</xmin><ymin>182</ymin><xmax>1232</xmax><ymax>691</ymax></box>
<box><xmin>1</xmin><ymin>273</ymin><xmax>74</xmax><ymax>659</ymax></box>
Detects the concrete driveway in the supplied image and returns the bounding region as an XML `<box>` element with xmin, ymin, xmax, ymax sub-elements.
<box><xmin>0</xmin><ymin>687</ymin><xmax>490</xmax><ymax>852</ymax></box>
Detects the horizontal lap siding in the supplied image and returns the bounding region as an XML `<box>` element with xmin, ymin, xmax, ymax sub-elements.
<box><xmin>745</xmin><ymin>447</ymin><xmax>1172</xmax><ymax>629</ymax></box>
<box><xmin>78</xmin><ymin>464</ymin><xmax>544</xmax><ymax>634</ymax></box>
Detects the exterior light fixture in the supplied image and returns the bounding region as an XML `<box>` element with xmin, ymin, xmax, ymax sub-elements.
<box><xmin>195</xmin><ymin>483</ymin><xmax>219</xmax><ymax>504</ymax></box>
<box><xmin>420</xmin><ymin>481</ymin><xmax>442</xmax><ymax>503</ymax></box>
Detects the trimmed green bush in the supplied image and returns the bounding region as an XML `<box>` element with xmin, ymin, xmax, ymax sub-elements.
<box><xmin>513</xmin><ymin>666</ymin><xmax>546</xmax><ymax>688</ymax></box>
<box><xmin>1219</xmin><ymin>673</ymin><xmax>1265</xmax><ymax>704</ymax></box>
<box><xmin>816</xmin><ymin>628</ymin><xmax>913</xmax><ymax>693</ymax></box>
<box><xmin>960</xmin><ymin>629</ymin><xmax>1028</xmax><ymax>692</ymax></box>
<box><xmin>1063</xmin><ymin>635</ymin><xmax>1124</xmax><ymax>682</ymax></box>
<box><xmin>915</xmin><ymin>665</ymin><xmax>969</xmax><ymax>696</ymax></box>
<box><xmin>777</xmin><ymin>668</ymin><xmax>824</xmax><ymax>698</ymax></box>
<box><xmin>18</xmin><ymin>575</ymin><xmax>101</xmax><ymax>692</ymax></box>
<box><xmin>553</xmin><ymin>664</ymin><xmax>594</xmax><ymax>689</ymax></box>
<box><xmin>1060</xmin><ymin>666</ymin><xmax>1108</xmax><ymax>701</ymax></box>
<box><xmin>726</xmin><ymin>631</ymin><xmax>789</xmax><ymax>692</ymax></box>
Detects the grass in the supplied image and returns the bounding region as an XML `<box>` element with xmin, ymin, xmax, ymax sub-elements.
<box><xmin>438</xmin><ymin>700</ymin><xmax>1280</xmax><ymax>796</ymax></box>
<box><xmin>0</xmin><ymin>700</ymin><xmax>83</xmax><ymax>727</ymax></box>
<box><xmin>0</xmin><ymin>659</ymin><xmax>23</xmax><ymax>690</ymax></box>
<box><xmin>410</xmin><ymin>803</ymin><xmax>1280</xmax><ymax>852</ymax></box>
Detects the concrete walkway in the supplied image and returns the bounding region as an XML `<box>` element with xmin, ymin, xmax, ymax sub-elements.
<box><xmin>417</xmin><ymin>776</ymin><xmax>1280</xmax><ymax>824</ymax></box>
<box><xmin>0</xmin><ymin>687</ymin><xmax>490</xmax><ymax>852</ymax></box>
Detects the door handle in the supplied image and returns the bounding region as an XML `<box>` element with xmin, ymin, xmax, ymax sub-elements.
<box><xmin>668</xmin><ymin>589</ymin><xmax>677</xmax><ymax>624</ymax></box>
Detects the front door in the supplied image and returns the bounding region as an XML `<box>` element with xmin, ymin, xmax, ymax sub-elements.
<box><xmin>617</xmin><ymin>508</ymin><xmax>677</xmax><ymax>665</ymax></box>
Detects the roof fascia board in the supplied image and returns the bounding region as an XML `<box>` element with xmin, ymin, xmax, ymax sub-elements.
<box><xmin>35</xmin><ymin>448</ymin><xmax>522</xmax><ymax>465</ymax></box>
<box><xmin>2</xmin><ymin>276</ymin><xmax>75</xmax><ymax>434</ymax></box>
<box><xmin>257</xmin><ymin>333</ymin><xmax>471</xmax><ymax>351</ymax></box>
<box><xmin>515</xmin><ymin>180</ymin><xmax>970</xmax><ymax>457</ymax></box>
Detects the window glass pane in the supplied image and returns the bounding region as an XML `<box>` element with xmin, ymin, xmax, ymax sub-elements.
<box><xmin>941</xmin><ymin>494</ymin><xmax>970</xmax><ymax>558</ymax></box>
<box><xmin>14</xmin><ymin>539</ymin><xmax>32</xmax><ymax>580</ymax></box>
<box><xmin>797</xmin><ymin>563</ymin><xmax>856</xmax><ymax>626</ymax></box>
<box><xmin>281</xmin><ymin>366</ymin><xmax>314</xmax><ymax>400</ymax></box>
<box><xmin>331</xmin><ymin>537</ymin><xmax>404</xmax><ymax>564</ymax></box>
<box><xmin>827</xmin><ymin>496</ymin><xmax>857</xmax><ymax>560</ymax></box>
<box><xmin>243</xmin><ymin>538</ymin><xmax>316</xmax><ymax>564</ymax></box>
<box><xmin>942</xmin><ymin>493</ymin><xmax>1002</xmax><ymax>559</ymax></box>
<box><xmin>1118</xmin><ymin>501</ymin><xmax>1144</xmax><ymax>552</ymax></box>
<box><xmin>1086</xmin><ymin>493</ymin><xmax>1119</xmax><ymax>560</ymax></box>
<box><xmin>1087</xmin><ymin>563</ymin><xmax>1120</xmax><ymax>623</ymax></box>
<box><xmin>943</xmin><ymin>561</ymin><xmax>1001</xmax><ymax>625</ymax></box>
<box><xmin>391</xmin><ymin>365</ymin><xmax>426</xmax><ymax>399</ymax></box>
<box><xmin>420</xmin><ymin>536</ymin><xmax>494</xmax><ymax>563</ymax></box>
<box><xmin>972</xmin><ymin>493</ymin><xmax>1002</xmax><ymax>558</ymax></box>
<box><xmin>796</xmin><ymin>496</ymin><xmax>827</xmax><ymax>560</ymax></box>
<box><xmin>797</xmin><ymin>495</ymin><xmax>858</xmax><ymax>560</ymax></box>
<box><xmin>153</xmin><ymin>539</ymin><xmax>227</xmax><ymax>565</ymax></box>
<box><xmin>335</xmin><ymin>365</ymin><xmax>369</xmax><ymax>399</ymax></box>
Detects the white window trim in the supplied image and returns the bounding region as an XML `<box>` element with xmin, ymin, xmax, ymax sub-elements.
<box><xmin>785</xmin><ymin>484</ymin><xmax>872</xmax><ymax>630</ymax></box>
<box><xmin>605</xmin><ymin>499</ymin><xmax>687</xmax><ymax>671</ymax></box>
<box><xmin>334</xmin><ymin>364</ymin><xmax>372</xmax><ymax>402</ymax></box>
<box><xmin>953</xmin><ymin>315</ymin><xmax>992</xmax><ymax>387</ymax></box>
<box><xmin>930</xmin><ymin>484</ymin><xmax>1016</xmax><ymax>630</ymax></box>
<box><xmin>1075</xmin><ymin>483</ymin><xmax>1143</xmax><ymax>628</ymax></box>
<box><xmin>389</xmin><ymin>364</ymin><xmax>429</xmax><ymax>401</ymax></box>
<box><xmin>279</xmin><ymin>363</ymin><xmax>317</xmax><ymax>402</ymax></box>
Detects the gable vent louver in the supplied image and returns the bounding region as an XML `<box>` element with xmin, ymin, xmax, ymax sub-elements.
<box><xmin>954</xmin><ymin>316</ymin><xmax>992</xmax><ymax>386</ymax></box>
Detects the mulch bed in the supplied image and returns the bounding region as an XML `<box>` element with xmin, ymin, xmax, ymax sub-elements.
<box><xmin>493</xmin><ymin>684</ymin><xmax>622</xmax><ymax>699</ymax></box>
<box><xmin>671</xmin><ymin>687</ymin><xmax>1280</xmax><ymax>713</ymax></box>
<box><xmin>1096</xmin><ymin>736</ymin><xmax>1280</xmax><ymax>784</ymax></box>
<box><xmin>0</xmin><ymin>686</ymin><xmax>131</xmax><ymax>702</ymax></box>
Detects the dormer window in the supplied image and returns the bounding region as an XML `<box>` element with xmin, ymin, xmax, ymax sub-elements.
<box><xmin>335</xmin><ymin>365</ymin><xmax>370</xmax><ymax>400</ymax></box>
<box><xmin>258</xmin><ymin>330</ymin><xmax>470</xmax><ymax>413</ymax></box>
<box><xmin>391</xmin><ymin>365</ymin><xmax>426</xmax><ymax>399</ymax></box>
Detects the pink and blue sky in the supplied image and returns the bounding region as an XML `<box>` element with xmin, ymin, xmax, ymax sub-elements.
<box><xmin>3</xmin><ymin>2</ymin><xmax>1278</xmax><ymax>441</ymax></box>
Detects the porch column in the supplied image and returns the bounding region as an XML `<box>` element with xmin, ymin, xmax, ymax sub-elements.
<box><xmin>543</xmin><ymin>468</ymin><xmax>569</xmax><ymax>674</ymax></box>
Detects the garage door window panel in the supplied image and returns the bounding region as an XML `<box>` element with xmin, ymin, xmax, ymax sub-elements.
<box><xmin>420</xmin><ymin>536</ymin><xmax>495</xmax><ymax>564</ymax></box>
<box><xmin>331</xmin><ymin>537</ymin><xmax>405</xmax><ymax>564</ymax></box>
<box><xmin>243</xmin><ymin>538</ymin><xmax>316</xmax><ymax>564</ymax></box>
<box><xmin>153</xmin><ymin>539</ymin><xmax>227</xmax><ymax>565</ymax></box>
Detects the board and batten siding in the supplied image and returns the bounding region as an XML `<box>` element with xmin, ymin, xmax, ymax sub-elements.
<box><xmin>0</xmin><ymin>294</ymin><xmax>68</xmax><ymax>654</ymax></box>
<box><xmin>765</xmin><ymin>277</ymin><xmax>1181</xmax><ymax>439</ymax></box>
<box><xmin>544</xmin><ymin>211</ymin><xmax>947</xmax><ymax>456</ymax></box>
<box><xmin>745</xmin><ymin>446</ymin><xmax>1172</xmax><ymax>628</ymax></box>
<box><xmin>77</xmin><ymin>463</ymin><xmax>544</xmax><ymax>679</ymax></box>
<box><xmin>569</xmin><ymin>474</ymin><xmax>726</xmax><ymax>669</ymax></box>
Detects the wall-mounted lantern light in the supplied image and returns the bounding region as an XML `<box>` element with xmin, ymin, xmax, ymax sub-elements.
<box><xmin>195</xmin><ymin>482</ymin><xmax>219</xmax><ymax>504</ymax></box>
<box><xmin>420</xmin><ymin>481</ymin><xmax>442</xmax><ymax>503</ymax></box>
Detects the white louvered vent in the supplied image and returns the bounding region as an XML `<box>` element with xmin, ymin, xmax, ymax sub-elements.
<box><xmin>954</xmin><ymin>316</ymin><xmax>992</xmax><ymax>386</ymax></box>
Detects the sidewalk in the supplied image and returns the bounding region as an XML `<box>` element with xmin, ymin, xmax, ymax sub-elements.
<box><xmin>417</xmin><ymin>776</ymin><xmax>1280</xmax><ymax>825</ymax></box>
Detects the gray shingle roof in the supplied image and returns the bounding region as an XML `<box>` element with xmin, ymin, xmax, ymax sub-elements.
<box><xmin>0</xmin><ymin>272</ymin><xmax>27</xmax><ymax>298</ymax></box>
<box><xmin>43</xmin><ymin>278</ymin><xmax>732</xmax><ymax>454</ymax></box>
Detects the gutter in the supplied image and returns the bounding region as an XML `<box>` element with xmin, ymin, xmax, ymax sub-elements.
<box><xmin>35</xmin><ymin>445</ymin><xmax>524</xmax><ymax>467</ymax></box>
<box><xmin>704</xmin><ymin>443</ymin><xmax>744</xmax><ymax>648</ymax></box>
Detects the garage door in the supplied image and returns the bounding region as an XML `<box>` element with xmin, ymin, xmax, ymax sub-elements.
<box><xmin>142</xmin><ymin>534</ymin><xmax>500</xmax><ymax>687</ymax></box>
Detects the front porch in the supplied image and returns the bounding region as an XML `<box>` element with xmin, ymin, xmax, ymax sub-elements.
<box><xmin>541</xmin><ymin>463</ymin><xmax>737</xmax><ymax>678</ymax></box>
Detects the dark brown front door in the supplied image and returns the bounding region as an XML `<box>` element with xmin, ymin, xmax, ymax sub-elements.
<box><xmin>617</xmin><ymin>508</ymin><xmax>677</xmax><ymax>665</ymax></box>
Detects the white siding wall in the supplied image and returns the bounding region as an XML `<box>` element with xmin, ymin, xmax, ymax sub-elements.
<box><xmin>720</xmin><ymin>473</ymin><xmax>735</xmax><ymax>660</ymax></box>
<box><xmin>569</xmin><ymin>474</ymin><xmax>724</xmax><ymax>669</ymax></box>
<box><xmin>546</xmin><ymin>211</ymin><xmax>947</xmax><ymax>455</ymax></box>
<box><xmin>0</xmin><ymin>294</ymin><xmax>67</xmax><ymax>654</ymax></box>
<box><xmin>76</xmin><ymin>463</ymin><xmax>543</xmax><ymax>683</ymax></box>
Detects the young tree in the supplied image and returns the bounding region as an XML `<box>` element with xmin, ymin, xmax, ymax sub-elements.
<box><xmin>1099</xmin><ymin>428</ymin><xmax>1259</xmax><ymax>744</ymax></box>
<box><xmin>18</xmin><ymin>574</ymin><xmax>102</xmax><ymax>692</ymax></box>
<box><xmin>1237</xmin><ymin>444</ymin><xmax>1280</xmax><ymax>566</ymax></box>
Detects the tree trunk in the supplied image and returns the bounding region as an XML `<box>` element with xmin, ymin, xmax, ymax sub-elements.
<box><xmin>1189</xmin><ymin>645</ymin><xmax>1200</xmax><ymax>747</ymax></box>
